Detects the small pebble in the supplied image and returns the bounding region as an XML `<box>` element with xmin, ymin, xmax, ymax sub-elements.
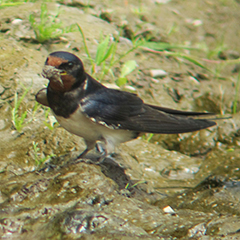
<box><xmin>124</xmin><ymin>85</ymin><xmax>136</xmax><ymax>91</ymax></box>
<box><xmin>163</xmin><ymin>205</ymin><xmax>176</xmax><ymax>214</ymax></box>
<box><xmin>12</xmin><ymin>19</ymin><xmax>23</xmax><ymax>25</ymax></box>
<box><xmin>149</xmin><ymin>69</ymin><xmax>167</xmax><ymax>78</ymax></box>
<box><xmin>192</xmin><ymin>19</ymin><xmax>203</xmax><ymax>26</ymax></box>
<box><xmin>155</xmin><ymin>0</ymin><xmax>171</xmax><ymax>3</ymax></box>
<box><xmin>151</xmin><ymin>78</ymin><xmax>159</xmax><ymax>83</ymax></box>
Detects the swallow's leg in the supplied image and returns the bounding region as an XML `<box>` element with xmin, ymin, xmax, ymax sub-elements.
<box><xmin>94</xmin><ymin>150</ymin><xmax>107</xmax><ymax>164</ymax></box>
<box><xmin>76</xmin><ymin>140</ymin><xmax>96</xmax><ymax>160</ymax></box>
<box><xmin>76</xmin><ymin>147</ymin><xmax>90</xmax><ymax>159</ymax></box>
<box><xmin>95</xmin><ymin>142</ymin><xmax>106</xmax><ymax>154</ymax></box>
<box><xmin>94</xmin><ymin>138</ymin><xmax>115</xmax><ymax>164</ymax></box>
<box><xmin>75</xmin><ymin>147</ymin><xmax>107</xmax><ymax>165</ymax></box>
<box><xmin>76</xmin><ymin>140</ymin><xmax>113</xmax><ymax>164</ymax></box>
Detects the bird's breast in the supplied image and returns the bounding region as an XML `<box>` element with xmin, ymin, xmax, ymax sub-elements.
<box><xmin>53</xmin><ymin>108</ymin><xmax>101</xmax><ymax>141</ymax></box>
<box><xmin>52</xmin><ymin>108</ymin><xmax>136</xmax><ymax>146</ymax></box>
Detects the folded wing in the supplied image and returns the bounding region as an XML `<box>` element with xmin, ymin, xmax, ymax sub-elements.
<box><xmin>80</xmin><ymin>88</ymin><xmax>216</xmax><ymax>133</ymax></box>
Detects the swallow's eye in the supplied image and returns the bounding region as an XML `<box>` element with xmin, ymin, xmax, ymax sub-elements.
<box><xmin>59</xmin><ymin>61</ymin><xmax>74</xmax><ymax>70</ymax></box>
<box><xmin>68</xmin><ymin>62</ymin><xmax>73</xmax><ymax>68</ymax></box>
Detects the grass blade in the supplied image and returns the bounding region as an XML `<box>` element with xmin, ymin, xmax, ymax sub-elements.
<box><xmin>139</xmin><ymin>40</ymin><xmax>200</xmax><ymax>51</ymax></box>
<box><xmin>120</xmin><ymin>60</ymin><xmax>138</xmax><ymax>78</ymax></box>
<box><xmin>233</xmin><ymin>73</ymin><xmax>240</xmax><ymax>114</ymax></box>
<box><xmin>95</xmin><ymin>35</ymin><xmax>110</xmax><ymax>65</ymax></box>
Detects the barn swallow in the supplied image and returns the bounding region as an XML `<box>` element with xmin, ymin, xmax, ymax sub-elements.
<box><xmin>36</xmin><ymin>51</ymin><xmax>217</xmax><ymax>163</ymax></box>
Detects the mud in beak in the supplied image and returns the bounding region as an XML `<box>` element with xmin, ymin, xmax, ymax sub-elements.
<box><xmin>42</xmin><ymin>65</ymin><xmax>65</xmax><ymax>86</ymax></box>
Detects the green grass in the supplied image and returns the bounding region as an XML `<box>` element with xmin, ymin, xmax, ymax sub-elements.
<box><xmin>11</xmin><ymin>85</ymin><xmax>32</xmax><ymax>132</ymax></box>
<box><xmin>77</xmin><ymin>24</ymin><xmax>139</xmax><ymax>87</ymax></box>
<box><xmin>29</xmin><ymin>3</ymin><xmax>76</xmax><ymax>43</ymax></box>
<box><xmin>77</xmin><ymin>23</ymin><xmax>240</xmax><ymax>114</ymax></box>
<box><xmin>125</xmin><ymin>180</ymin><xmax>146</xmax><ymax>190</ymax></box>
<box><xmin>43</xmin><ymin>108</ymin><xmax>58</xmax><ymax>130</ymax></box>
<box><xmin>138</xmin><ymin>40</ymin><xmax>212</xmax><ymax>73</ymax></box>
<box><xmin>232</xmin><ymin>73</ymin><xmax>240</xmax><ymax>114</ymax></box>
<box><xmin>11</xmin><ymin>85</ymin><xmax>49</xmax><ymax>133</ymax></box>
<box><xmin>137</xmin><ymin>38</ymin><xmax>240</xmax><ymax>114</ymax></box>
<box><xmin>32</xmin><ymin>141</ymin><xmax>56</xmax><ymax>166</ymax></box>
<box><xmin>116</xmin><ymin>60</ymin><xmax>138</xmax><ymax>87</ymax></box>
<box><xmin>141</xmin><ymin>133</ymin><xmax>154</xmax><ymax>142</ymax></box>
<box><xmin>0</xmin><ymin>0</ymin><xmax>38</xmax><ymax>8</ymax></box>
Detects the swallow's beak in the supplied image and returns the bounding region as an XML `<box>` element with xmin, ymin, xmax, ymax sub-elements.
<box><xmin>60</xmin><ymin>71</ymin><xmax>67</xmax><ymax>76</ymax></box>
<box><xmin>42</xmin><ymin>65</ymin><xmax>64</xmax><ymax>86</ymax></box>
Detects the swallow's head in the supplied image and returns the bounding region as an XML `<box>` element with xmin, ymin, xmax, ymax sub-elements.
<box><xmin>42</xmin><ymin>51</ymin><xmax>85</xmax><ymax>92</ymax></box>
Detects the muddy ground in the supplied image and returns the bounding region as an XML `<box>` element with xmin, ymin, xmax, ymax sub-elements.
<box><xmin>1</xmin><ymin>0</ymin><xmax>240</xmax><ymax>239</ymax></box>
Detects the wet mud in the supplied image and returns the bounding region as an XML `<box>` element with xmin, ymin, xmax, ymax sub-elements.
<box><xmin>0</xmin><ymin>0</ymin><xmax>240</xmax><ymax>239</ymax></box>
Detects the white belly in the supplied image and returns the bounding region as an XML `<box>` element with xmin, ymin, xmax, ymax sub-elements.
<box><xmin>53</xmin><ymin>109</ymin><xmax>134</xmax><ymax>153</ymax></box>
<box><xmin>54</xmin><ymin>110</ymin><xmax>101</xmax><ymax>141</ymax></box>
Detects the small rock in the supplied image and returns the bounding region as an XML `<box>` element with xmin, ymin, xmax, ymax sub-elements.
<box><xmin>188</xmin><ymin>223</ymin><xmax>206</xmax><ymax>238</ymax></box>
<box><xmin>149</xmin><ymin>69</ymin><xmax>167</xmax><ymax>78</ymax></box>
<box><xmin>192</xmin><ymin>19</ymin><xmax>203</xmax><ymax>27</ymax></box>
<box><xmin>163</xmin><ymin>205</ymin><xmax>176</xmax><ymax>214</ymax></box>
<box><xmin>155</xmin><ymin>0</ymin><xmax>171</xmax><ymax>3</ymax></box>
<box><xmin>11</xmin><ymin>19</ymin><xmax>23</xmax><ymax>25</ymax></box>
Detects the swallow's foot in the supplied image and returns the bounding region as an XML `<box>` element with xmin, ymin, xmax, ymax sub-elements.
<box><xmin>95</xmin><ymin>142</ymin><xmax>106</xmax><ymax>154</ymax></box>
<box><xmin>94</xmin><ymin>154</ymin><xmax>106</xmax><ymax>164</ymax></box>
<box><xmin>73</xmin><ymin>145</ymin><xmax>115</xmax><ymax>165</ymax></box>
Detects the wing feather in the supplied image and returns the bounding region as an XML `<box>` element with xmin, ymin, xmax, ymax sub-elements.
<box><xmin>80</xmin><ymin>88</ymin><xmax>216</xmax><ymax>133</ymax></box>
